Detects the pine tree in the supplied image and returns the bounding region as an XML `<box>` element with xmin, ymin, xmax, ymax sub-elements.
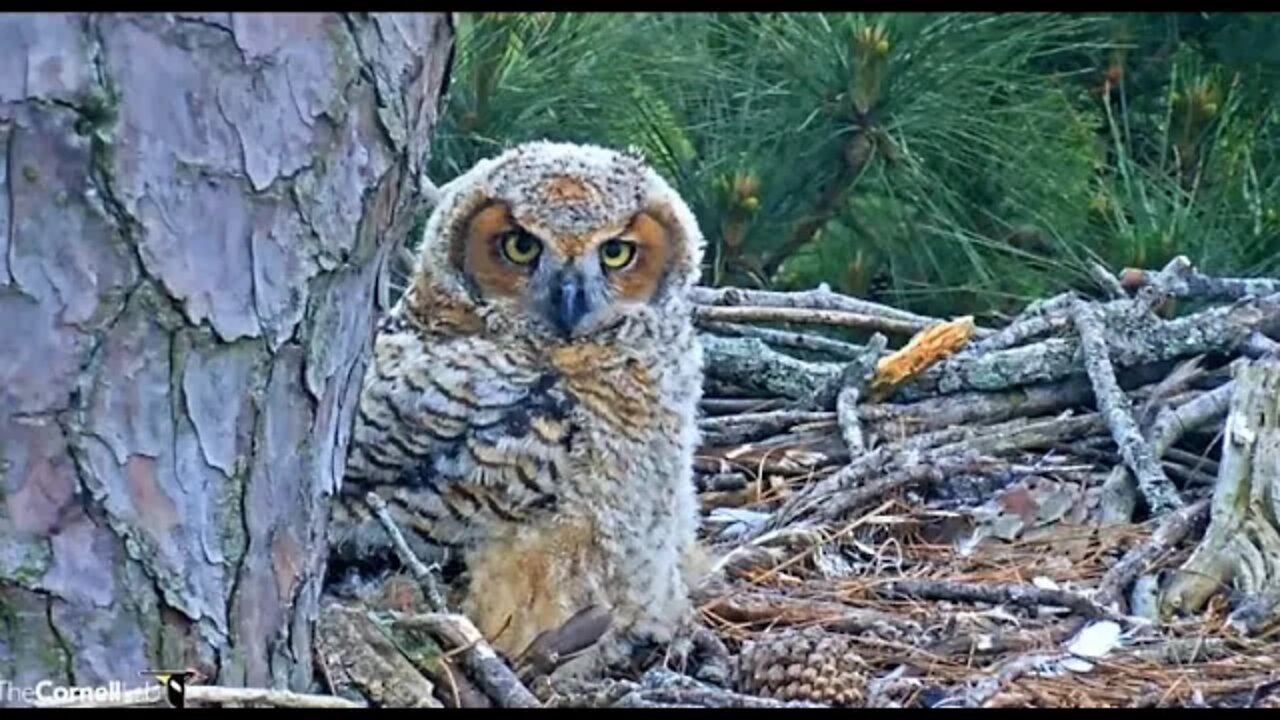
<box><xmin>423</xmin><ymin>12</ymin><xmax>1279</xmax><ymax>322</ymax></box>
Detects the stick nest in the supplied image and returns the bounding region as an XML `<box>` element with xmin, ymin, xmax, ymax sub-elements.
<box><xmin>120</xmin><ymin>256</ymin><xmax>1277</xmax><ymax>709</ymax></box>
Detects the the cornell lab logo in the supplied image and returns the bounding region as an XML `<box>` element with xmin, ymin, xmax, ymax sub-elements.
<box><xmin>140</xmin><ymin>670</ymin><xmax>195</xmax><ymax>708</ymax></box>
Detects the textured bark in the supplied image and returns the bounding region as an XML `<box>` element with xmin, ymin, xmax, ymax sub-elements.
<box><xmin>0</xmin><ymin>12</ymin><xmax>453</xmax><ymax>700</ymax></box>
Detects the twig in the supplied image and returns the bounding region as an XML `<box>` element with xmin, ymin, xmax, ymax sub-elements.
<box><xmin>700</xmin><ymin>321</ymin><xmax>868</xmax><ymax>359</ymax></box>
<box><xmin>1161</xmin><ymin>357</ymin><xmax>1280</xmax><ymax>622</ymax></box>
<box><xmin>953</xmin><ymin>653</ymin><xmax>1061</xmax><ymax>708</ymax></box>
<box><xmin>699</xmin><ymin>410</ymin><xmax>835</xmax><ymax>446</ymax></box>
<box><xmin>694</xmin><ymin>305</ymin><xmax>927</xmax><ymax>337</ymax></box>
<box><xmin>1071</xmin><ymin>300</ymin><xmax>1184</xmax><ymax>514</ymax></box>
<box><xmin>958</xmin><ymin>292</ymin><xmax>1078</xmax><ymax>356</ymax></box>
<box><xmin>316</xmin><ymin>602</ymin><xmax>444</xmax><ymax>707</ymax></box>
<box><xmin>695</xmin><ymin>589</ymin><xmax>923</xmax><ymax>637</ymax></box>
<box><xmin>873</xmin><ymin>579</ymin><xmax>1119</xmax><ymax>620</ymax></box>
<box><xmin>836</xmin><ymin>386</ymin><xmax>866</xmax><ymax>456</ymax></box>
<box><xmin>1093</xmin><ymin>498</ymin><xmax>1211</xmax><ymax>609</ymax></box>
<box><xmin>897</xmin><ymin>293</ymin><xmax>1280</xmax><ymax>400</ymax></box>
<box><xmin>366</xmin><ymin>492</ymin><xmax>449</xmax><ymax>612</ymax></box>
<box><xmin>859</xmin><ymin>362</ymin><xmax>1170</xmax><ymax>436</ymax></box>
<box><xmin>699</xmin><ymin>397</ymin><xmax>785</xmax><ymax>415</ymax></box>
<box><xmin>775</xmin><ymin>414</ymin><xmax>1101</xmax><ymax>531</ymax></box>
<box><xmin>391</xmin><ymin>612</ymin><xmax>541</xmax><ymax>708</ymax></box>
<box><xmin>692</xmin><ymin>283</ymin><xmax>950</xmax><ymax>331</ymax></box>
<box><xmin>1090</xmin><ymin>261</ymin><xmax>1127</xmax><ymax>299</ymax></box>
<box><xmin>701</xmin><ymin>335</ymin><xmax>841</xmax><ymax>404</ymax></box>
<box><xmin>182</xmin><ymin>686</ymin><xmax>368</xmax><ymax>709</ymax></box>
<box><xmin>1120</xmin><ymin>264</ymin><xmax>1280</xmax><ymax>301</ymax></box>
<box><xmin>1243</xmin><ymin>331</ymin><xmax>1280</xmax><ymax>358</ymax></box>
<box><xmin>815</xmin><ymin>456</ymin><xmax>974</xmax><ymax>524</ymax></box>
<box><xmin>1147</xmin><ymin>379</ymin><xmax>1235</xmax><ymax>457</ymax></box>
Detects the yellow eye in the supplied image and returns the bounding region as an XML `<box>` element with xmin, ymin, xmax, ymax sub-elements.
<box><xmin>500</xmin><ymin>231</ymin><xmax>542</xmax><ymax>265</ymax></box>
<box><xmin>599</xmin><ymin>239</ymin><xmax>637</xmax><ymax>270</ymax></box>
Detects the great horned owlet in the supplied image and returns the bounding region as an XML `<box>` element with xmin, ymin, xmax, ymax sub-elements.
<box><xmin>333</xmin><ymin>141</ymin><xmax>707</xmax><ymax>678</ymax></box>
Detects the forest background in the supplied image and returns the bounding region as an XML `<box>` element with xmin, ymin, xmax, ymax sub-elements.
<box><xmin>421</xmin><ymin>12</ymin><xmax>1279</xmax><ymax>329</ymax></box>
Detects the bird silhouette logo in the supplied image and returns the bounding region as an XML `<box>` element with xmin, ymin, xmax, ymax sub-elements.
<box><xmin>140</xmin><ymin>669</ymin><xmax>195</xmax><ymax>708</ymax></box>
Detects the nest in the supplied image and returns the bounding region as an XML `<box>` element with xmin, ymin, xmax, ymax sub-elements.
<box><xmin>683</xmin><ymin>257</ymin><xmax>1280</xmax><ymax>709</ymax></box>
<box><xmin>99</xmin><ymin>257</ymin><xmax>1274</xmax><ymax>709</ymax></box>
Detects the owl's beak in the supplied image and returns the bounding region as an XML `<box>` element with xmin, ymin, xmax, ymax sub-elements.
<box><xmin>548</xmin><ymin>271</ymin><xmax>589</xmax><ymax>337</ymax></box>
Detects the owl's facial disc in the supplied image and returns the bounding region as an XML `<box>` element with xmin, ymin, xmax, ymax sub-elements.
<box><xmin>459</xmin><ymin>201</ymin><xmax>673</xmax><ymax>340</ymax></box>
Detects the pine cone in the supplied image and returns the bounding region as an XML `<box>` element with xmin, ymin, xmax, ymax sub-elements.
<box><xmin>734</xmin><ymin>627</ymin><xmax>868</xmax><ymax>707</ymax></box>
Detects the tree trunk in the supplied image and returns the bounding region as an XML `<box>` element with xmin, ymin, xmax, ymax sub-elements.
<box><xmin>0</xmin><ymin>12</ymin><xmax>453</xmax><ymax>702</ymax></box>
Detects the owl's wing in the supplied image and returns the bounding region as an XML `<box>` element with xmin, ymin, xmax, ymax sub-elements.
<box><xmin>340</xmin><ymin>330</ymin><xmax>573</xmax><ymax>547</ymax></box>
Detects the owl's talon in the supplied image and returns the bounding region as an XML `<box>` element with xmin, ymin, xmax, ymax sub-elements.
<box><xmin>658</xmin><ymin>624</ymin><xmax>732</xmax><ymax>687</ymax></box>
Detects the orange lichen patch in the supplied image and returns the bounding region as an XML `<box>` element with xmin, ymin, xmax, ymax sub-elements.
<box><xmin>538</xmin><ymin>175</ymin><xmax>600</xmax><ymax>204</ymax></box>
<box><xmin>461</xmin><ymin>519</ymin><xmax>602</xmax><ymax>658</ymax></box>
<box><xmin>870</xmin><ymin>316</ymin><xmax>974</xmax><ymax>397</ymax></box>
<box><xmin>609</xmin><ymin>212</ymin><xmax>673</xmax><ymax>303</ymax></box>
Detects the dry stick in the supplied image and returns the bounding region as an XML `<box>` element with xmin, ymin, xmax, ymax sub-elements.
<box><xmin>954</xmin><ymin>653</ymin><xmax>1061</xmax><ymax>709</ymax></box>
<box><xmin>1231</xmin><ymin>587</ymin><xmax>1280</xmax><ymax>637</ymax></box>
<box><xmin>860</xmin><ymin>361</ymin><xmax>1172</xmax><ymax>437</ymax></box>
<box><xmin>1071</xmin><ymin>300</ymin><xmax>1185</xmax><ymax>514</ymax></box>
<box><xmin>815</xmin><ymin>457</ymin><xmax>969</xmax><ymax>524</ymax></box>
<box><xmin>365</xmin><ymin>495</ymin><xmax>538</xmax><ymax>707</ymax></box>
<box><xmin>702</xmin><ymin>335</ymin><xmax>842</xmax><ymax>404</ymax></box>
<box><xmin>366</xmin><ymin>491</ymin><xmax>448</xmax><ymax>612</ymax></box>
<box><xmin>392</xmin><ymin>612</ymin><xmax>541</xmax><ymax>708</ymax></box>
<box><xmin>1090</xmin><ymin>261</ymin><xmax>1128</xmax><ymax>299</ymax></box>
<box><xmin>691</xmin><ymin>284</ymin><xmax>950</xmax><ymax>332</ymax></box>
<box><xmin>1099</xmin><ymin>376</ymin><xmax>1236</xmax><ymax>523</ymax></box>
<box><xmin>1119</xmin><ymin>266</ymin><xmax>1280</xmax><ymax>301</ymax></box>
<box><xmin>700</xmin><ymin>320</ymin><xmax>867</xmax><ymax>360</ymax></box>
<box><xmin>836</xmin><ymin>386</ymin><xmax>866</xmax><ymax>456</ymax></box>
<box><xmin>780</xmin><ymin>413</ymin><xmax>1103</xmax><ymax>531</ymax></box>
<box><xmin>694</xmin><ymin>304</ymin><xmax>927</xmax><ymax>337</ymax></box>
<box><xmin>33</xmin><ymin>685</ymin><xmax>367</xmax><ymax>709</ymax></box>
<box><xmin>874</xmin><ymin>579</ymin><xmax>1120</xmax><ymax>621</ymax></box>
<box><xmin>699</xmin><ymin>397</ymin><xmax>786</xmax><ymax>415</ymax></box>
<box><xmin>1093</xmin><ymin>498</ymin><xmax>1211</xmax><ymax>609</ymax></box>
<box><xmin>1162</xmin><ymin>357</ymin><xmax>1280</xmax><ymax>626</ymax></box>
<box><xmin>959</xmin><ymin>292</ymin><xmax>1079</xmax><ymax>356</ymax></box>
<box><xmin>317</xmin><ymin>602</ymin><xmax>448</xmax><ymax>708</ymax></box>
<box><xmin>1244</xmin><ymin>330</ymin><xmax>1280</xmax><ymax>358</ymax></box>
<box><xmin>898</xmin><ymin>292</ymin><xmax>1280</xmax><ymax>401</ymax></box>
<box><xmin>694</xmin><ymin>589</ymin><xmax>923</xmax><ymax>637</ymax></box>
<box><xmin>699</xmin><ymin>410</ymin><xmax>835</xmax><ymax>434</ymax></box>
<box><xmin>1147</xmin><ymin>378</ymin><xmax>1236</xmax><ymax>454</ymax></box>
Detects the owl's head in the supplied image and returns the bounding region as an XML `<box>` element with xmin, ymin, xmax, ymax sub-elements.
<box><xmin>414</xmin><ymin>141</ymin><xmax>704</xmax><ymax>343</ymax></box>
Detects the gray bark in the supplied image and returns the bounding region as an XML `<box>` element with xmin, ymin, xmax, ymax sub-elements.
<box><xmin>0</xmin><ymin>12</ymin><xmax>453</xmax><ymax>701</ymax></box>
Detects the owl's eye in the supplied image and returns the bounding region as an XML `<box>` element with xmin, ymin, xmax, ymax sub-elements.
<box><xmin>599</xmin><ymin>239</ymin><xmax>637</xmax><ymax>270</ymax></box>
<box><xmin>500</xmin><ymin>230</ymin><xmax>542</xmax><ymax>265</ymax></box>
